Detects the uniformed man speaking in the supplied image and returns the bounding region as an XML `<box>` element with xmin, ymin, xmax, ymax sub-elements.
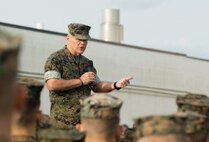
<box><xmin>44</xmin><ymin>23</ymin><xmax>133</xmax><ymax>129</ymax></box>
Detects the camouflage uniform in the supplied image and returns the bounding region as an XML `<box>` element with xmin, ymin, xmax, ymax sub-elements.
<box><xmin>38</xmin><ymin>114</ymin><xmax>52</xmax><ymax>130</ymax></box>
<box><xmin>37</xmin><ymin>114</ymin><xmax>75</xmax><ymax>138</ymax></box>
<box><xmin>38</xmin><ymin>128</ymin><xmax>85</xmax><ymax>142</ymax></box>
<box><xmin>0</xmin><ymin>29</ymin><xmax>21</xmax><ymax>142</ymax></box>
<box><xmin>44</xmin><ymin>23</ymin><xmax>99</xmax><ymax>128</ymax></box>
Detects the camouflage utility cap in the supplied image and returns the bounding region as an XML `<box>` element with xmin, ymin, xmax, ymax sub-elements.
<box><xmin>176</xmin><ymin>112</ymin><xmax>207</xmax><ymax>134</ymax></box>
<box><xmin>38</xmin><ymin>128</ymin><xmax>85</xmax><ymax>142</ymax></box>
<box><xmin>0</xmin><ymin>29</ymin><xmax>21</xmax><ymax>77</ymax></box>
<box><xmin>176</xmin><ymin>93</ymin><xmax>209</xmax><ymax>116</ymax></box>
<box><xmin>80</xmin><ymin>94</ymin><xmax>123</xmax><ymax>119</ymax></box>
<box><xmin>0</xmin><ymin>29</ymin><xmax>21</xmax><ymax>51</ymax></box>
<box><xmin>134</xmin><ymin>115</ymin><xmax>185</xmax><ymax>139</ymax></box>
<box><xmin>68</xmin><ymin>23</ymin><xmax>91</xmax><ymax>40</ymax></box>
<box><xmin>17</xmin><ymin>77</ymin><xmax>44</xmax><ymax>97</ymax></box>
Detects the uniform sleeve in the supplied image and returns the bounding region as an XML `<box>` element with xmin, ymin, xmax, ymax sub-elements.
<box><xmin>44</xmin><ymin>55</ymin><xmax>62</xmax><ymax>82</ymax></box>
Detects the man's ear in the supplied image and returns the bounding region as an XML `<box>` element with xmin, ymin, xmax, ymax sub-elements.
<box><xmin>14</xmin><ymin>84</ymin><xmax>26</xmax><ymax>111</ymax></box>
<box><xmin>115</xmin><ymin>125</ymin><xmax>124</xmax><ymax>140</ymax></box>
<box><xmin>75</xmin><ymin>123</ymin><xmax>84</xmax><ymax>132</ymax></box>
<box><xmin>66</xmin><ymin>34</ymin><xmax>70</xmax><ymax>40</ymax></box>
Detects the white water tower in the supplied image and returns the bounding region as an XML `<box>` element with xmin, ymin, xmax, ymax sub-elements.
<box><xmin>100</xmin><ymin>9</ymin><xmax>123</xmax><ymax>43</ymax></box>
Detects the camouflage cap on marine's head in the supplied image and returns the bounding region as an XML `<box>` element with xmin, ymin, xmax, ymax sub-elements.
<box><xmin>134</xmin><ymin>115</ymin><xmax>185</xmax><ymax>139</ymax></box>
<box><xmin>176</xmin><ymin>93</ymin><xmax>209</xmax><ymax>117</ymax></box>
<box><xmin>68</xmin><ymin>23</ymin><xmax>91</xmax><ymax>40</ymax></box>
<box><xmin>80</xmin><ymin>94</ymin><xmax>123</xmax><ymax>119</ymax></box>
<box><xmin>38</xmin><ymin>128</ymin><xmax>85</xmax><ymax>142</ymax></box>
<box><xmin>175</xmin><ymin>112</ymin><xmax>207</xmax><ymax>134</ymax></box>
<box><xmin>0</xmin><ymin>29</ymin><xmax>21</xmax><ymax>78</ymax></box>
<box><xmin>0</xmin><ymin>29</ymin><xmax>21</xmax><ymax>51</ymax></box>
<box><xmin>17</xmin><ymin>77</ymin><xmax>44</xmax><ymax>98</ymax></box>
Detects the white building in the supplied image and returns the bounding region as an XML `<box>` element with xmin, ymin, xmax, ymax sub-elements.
<box><xmin>1</xmin><ymin>22</ymin><xmax>209</xmax><ymax>126</ymax></box>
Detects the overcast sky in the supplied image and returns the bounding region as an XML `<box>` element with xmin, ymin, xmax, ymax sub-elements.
<box><xmin>1</xmin><ymin>0</ymin><xmax>209</xmax><ymax>59</ymax></box>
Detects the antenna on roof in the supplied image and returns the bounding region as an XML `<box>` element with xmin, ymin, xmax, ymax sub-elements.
<box><xmin>35</xmin><ymin>22</ymin><xmax>44</xmax><ymax>30</ymax></box>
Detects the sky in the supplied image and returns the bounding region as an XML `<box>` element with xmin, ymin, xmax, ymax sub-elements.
<box><xmin>1</xmin><ymin>0</ymin><xmax>209</xmax><ymax>59</ymax></box>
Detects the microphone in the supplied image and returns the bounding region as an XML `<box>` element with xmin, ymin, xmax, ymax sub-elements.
<box><xmin>88</xmin><ymin>60</ymin><xmax>93</xmax><ymax>72</ymax></box>
<box><xmin>87</xmin><ymin>60</ymin><xmax>95</xmax><ymax>89</ymax></box>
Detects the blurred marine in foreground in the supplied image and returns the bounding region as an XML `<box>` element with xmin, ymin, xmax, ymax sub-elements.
<box><xmin>0</xmin><ymin>29</ymin><xmax>21</xmax><ymax>141</ymax></box>
<box><xmin>11</xmin><ymin>77</ymin><xmax>44</xmax><ymax>142</ymax></box>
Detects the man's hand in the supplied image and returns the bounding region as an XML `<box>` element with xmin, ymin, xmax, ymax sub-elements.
<box><xmin>80</xmin><ymin>72</ymin><xmax>96</xmax><ymax>85</ymax></box>
<box><xmin>115</xmin><ymin>76</ymin><xmax>133</xmax><ymax>89</ymax></box>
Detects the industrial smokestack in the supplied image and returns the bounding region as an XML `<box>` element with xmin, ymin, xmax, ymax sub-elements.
<box><xmin>100</xmin><ymin>9</ymin><xmax>123</xmax><ymax>43</ymax></box>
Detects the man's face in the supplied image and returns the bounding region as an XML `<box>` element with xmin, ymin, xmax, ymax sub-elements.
<box><xmin>67</xmin><ymin>34</ymin><xmax>88</xmax><ymax>56</ymax></box>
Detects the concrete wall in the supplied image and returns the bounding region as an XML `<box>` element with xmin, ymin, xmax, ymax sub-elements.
<box><xmin>1</xmin><ymin>23</ymin><xmax>209</xmax><ymax>126</ymax></box>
